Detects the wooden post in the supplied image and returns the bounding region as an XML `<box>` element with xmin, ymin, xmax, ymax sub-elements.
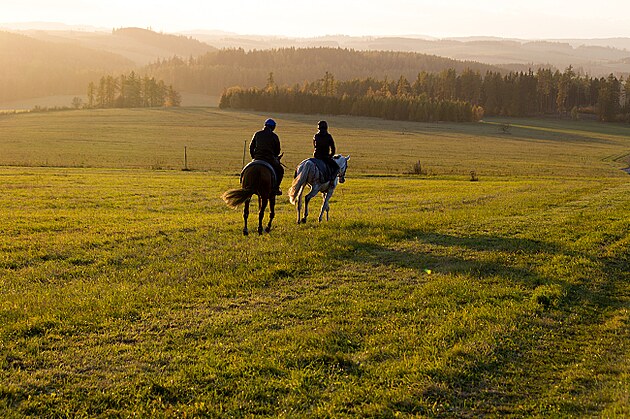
<box><xmin>242</xmin><ymin>139</ymin><xmax>247</xmax><ymax>168</ymax></box>
<box><xmin>183</xmin><ymin>146</ymin><xmax>190</xmax><ymax>171</ymax></box>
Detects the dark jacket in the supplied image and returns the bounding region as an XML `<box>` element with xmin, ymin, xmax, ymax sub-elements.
<box><xmin>250</xmin><ymin>127</ymin><xmax>281</xmax><ymax>162</ymax></box>
<box><xmin>313</xmin><ymin>131</ymin><xmax>336</xmax><ymax>160</ymax></box>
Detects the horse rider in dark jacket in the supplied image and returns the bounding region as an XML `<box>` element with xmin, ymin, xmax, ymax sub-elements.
<box><xmin>313</xmin><ymin>120</ymin><xmax>339</xmax><ymax>180</ymax></box>
<box><xmin>249</xmin><ymin>118</ymin><xmax>284</xmax><ymax>195</ymax></box>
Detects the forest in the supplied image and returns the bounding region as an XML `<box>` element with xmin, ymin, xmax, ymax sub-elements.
<box><xmin>143</xmin><ymin>47</ymin><xmax>500</xmax><ymax>96</ymax></box>
<box><xmin>86</xmin><ymin>72</ymin><xmax>181</xmax><ymax>109</ymax></box>
<box><xmin>219</xmin><ymin>78</ymin><xmax>478</xmax><ymax>123</ymax></box>
<box><xmin>219</xmin><ymin>67</ymin><xmax>630</xmax><ymax>123</ymax></box>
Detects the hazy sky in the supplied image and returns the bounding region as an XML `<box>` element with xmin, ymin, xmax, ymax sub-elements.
<box><xmin>2</xmin><ymin>0</ymin><xmax>628</xmax><ymax>39</ymax></box>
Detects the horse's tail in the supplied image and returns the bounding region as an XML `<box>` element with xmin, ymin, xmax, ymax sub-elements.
<box><xmin>288</xmin><ymin>161</ymin><xmax>312</xmax><ymax>205</ymax></box>
<box><xmin>222</xmin><ymin>188</ymin><xmax>253</xmax><ymax>208</ymax></box>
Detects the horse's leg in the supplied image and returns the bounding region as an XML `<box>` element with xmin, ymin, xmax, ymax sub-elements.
<box><xmin>265</xmin><ymin>195</ymin><xmax>275</xmax><ymax>233</ymax></box>
<box><xmin>302</xmin><ymin>185</ymin><xmax>319</xmax><ymax>224</ymax></box>
<box><xmin>319</xmin><ymin>187</ymin><xmax>335</xmax><ymax>222</ymax></box>
<box><xmin>243</xmin><ymin>198</ymin><xmax>251</xmax><ymax>235</ymax></box>
<box><xmin>295</xmin><ymin>185</ymin><xmax>305</xmax><ymax>224</ymax></box>
<box><xmin>258</xmin><ymin>195</ymin><xmax>267</xmax><ymax>235</ymax></box>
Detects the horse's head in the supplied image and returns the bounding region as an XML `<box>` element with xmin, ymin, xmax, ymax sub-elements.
<box><xmin>333</xmin><ymin>154</ymin><xmax>350</xmax><ymax>183</ymax></box>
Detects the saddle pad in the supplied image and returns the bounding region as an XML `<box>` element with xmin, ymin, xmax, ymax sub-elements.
<box><xmin>241</xmin><ymin>160</ymin><xmax>277</xmax><ymax>185</ymax></box>
<box><xmin>308</xmin><ymin>158</ymin><xmax>336</xmax><ymax>183</ymax></box>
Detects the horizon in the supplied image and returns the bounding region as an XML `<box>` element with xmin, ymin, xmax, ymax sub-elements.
<box><xmin>2</xmin><ymin>21</ymin><xmax>630</xmax><ymax>43</ymax></box>
<box><xmin>1</xmin><ymin>0</ymin><xmax>629</xmax><ymax>40</ymax></box>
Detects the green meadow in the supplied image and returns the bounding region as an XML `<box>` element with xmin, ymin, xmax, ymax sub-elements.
<box><xmin>1</xmin><ymin>108</ymin><xmax>629</xmax><ymax>417</ymax></box>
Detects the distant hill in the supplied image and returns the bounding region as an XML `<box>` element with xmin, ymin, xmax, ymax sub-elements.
<box><xmin>1</xmin><ymin>28</ymin><xmax>506</xmax><ymax>104</ymax></box>
<box><xmin>0</xmin><ymin>22</ymin><xmax>107</xmax><ymax>31</ymax></box>
<box><xmin>16</xmin><ymin>27</ymin><xmax>217</xmax><ymax>66</ymax></box>
<box><xmin>185</xmin><ymin>33</ymin><xmax>630</xmax><ymax>77</ymax></box>
<box><xmin>144</xmin><ymin>47</ymin><xmax>504</xmax><ymax>96</ymax></box>
<box><xmin>0</xmin><ymin>28</ymin><xmax>218</xmax><ymax>103</ymax></box>
<box><xmin>0</xmin><ymin>31</ymin><xmax>133</xmax><ymax>102</ymax></box>
<box><xmin>111</xmin><ymin>28</ymin><xmax>217</xmax><ymax>62</ymax></box>
<box><xmin>3</xmin><ymin>25</ymin><xmax>629</xmax><ymax>107</ymax></box>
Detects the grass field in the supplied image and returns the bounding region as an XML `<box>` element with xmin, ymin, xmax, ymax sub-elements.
<box><xmin>1</xmin><ymin>108</ymin><xmax>629</xmax><ymax>417</ymax></box>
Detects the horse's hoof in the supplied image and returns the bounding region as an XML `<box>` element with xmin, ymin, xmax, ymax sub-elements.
<box><xmin>258</xmin><ymin>228</ymin><xmax>263</xmax><ymax>235</ymax></box>
<box><xmin>243</xmin><ymin>229</ymin><xmax>249</xmax><ymax>236</ymax></box>
<box><xmin>301</xmin><ymin>218</ymin><xmax>307</xmax><ymax>224</ymax></box>
<box><xmin>265</xmin><ymin>226</ymin><xmax>271</xmax><ymax>233</ymax></box>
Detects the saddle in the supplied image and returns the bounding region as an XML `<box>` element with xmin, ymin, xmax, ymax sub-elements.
<box><xmin>241</xmin><ymin>159</ymin><xmax>277</xmax><ymax>186</ymax></box>
<box><xmin>309</xmin><ymin>158</ymin><xmax>339</xmax><ymax>183</ymax></box>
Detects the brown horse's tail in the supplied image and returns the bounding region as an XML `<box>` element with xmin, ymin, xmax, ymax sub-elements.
<box><xmin>288</xmin><ymin>160</ymin><xmax>313</xmax><ymax>205</ymax></box>
<box><xmin>222</xmin><ymin>188</ymin><xmax>253</xmax><ymax>208</ymax></box>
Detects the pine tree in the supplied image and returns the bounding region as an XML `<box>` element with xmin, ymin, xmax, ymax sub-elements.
<box><xmin>265</xmin><ymin>72</ymin><xmax>276</xmax><ymax>92</ymax></box>
<box><xmin>597</xmin><ymin>74</ymin><xmax>620</xmax><ymax>122</ymax></box>
<box><xmin>87</xmin><ymin>82</ymin><xmax>96</xmax><ymax>108</ymax></box>
<box><xmin>396</xmin><ymin>75</ymin><xmax>411</xmax><ymax>97</ymax></box>
<box><xmin>165</xmin><ymin>85</ymin><xmax>182</xmax><ymax>107</ymax></box>
<box><xmin>556</xmin><ymin>66</ymin><xmax>575</xmax><ymax>116</ymax></box>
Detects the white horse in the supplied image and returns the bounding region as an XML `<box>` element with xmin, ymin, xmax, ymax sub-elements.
<box><xmin>288</xmin><ymin>154</ymin><xmax>350</xmax><ymax>224</ymax></box>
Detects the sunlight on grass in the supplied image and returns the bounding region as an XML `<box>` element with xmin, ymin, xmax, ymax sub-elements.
<box><xmin>0</xmin><ymin>110</ymin><xmax>629</xmax><ymax>416</ymax></box>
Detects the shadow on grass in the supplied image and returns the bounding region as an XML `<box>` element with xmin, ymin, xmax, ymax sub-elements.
<box><xmin>338</xmin><ymin>224</ymin><xmax>629</xmax><ymax>314</ymax></box>
<box><xmin>326</xmin><ymin>225</ymin><xmax>629</xmax><ymax>416</ymax></box>
<box><xmin>336</xmin><ymin>227</ymin><xmax>558</xmax><ymax>288</ymax></box>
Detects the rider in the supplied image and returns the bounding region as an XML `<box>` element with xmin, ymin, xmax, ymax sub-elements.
<box><xmin>249</xmin><ymin>118</ymin><xmax>284</xmax><ymax>195</ymax></box>
<box><xmin>313</xmin><ymin>120</ymin><xmax>339</xmax><ymax>181</ymax></box>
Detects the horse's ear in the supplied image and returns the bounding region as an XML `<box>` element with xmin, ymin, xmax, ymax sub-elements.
<box><xmin>346</xmin><ymin>155</ymin><xmax>350</xmax><ymax>160</ymax></box>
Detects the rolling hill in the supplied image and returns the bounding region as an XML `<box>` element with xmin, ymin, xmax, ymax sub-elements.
<box><xmin>2</xmin><ymin>25</ymin><xmax>629</xmax><ymax>108</ymax></box>
<box><xmin>0</xmin><ymin>28</ymin><xmax>218</xmax><ymax>104</ymax></box>
<box><xmin>0</xmin><ymin>28</ymin><xmax>504</xmax><ymax>106</ymax></box>
<box><xmin>0</xmin><ymin>31</ymin><xmax>134</xmax><ymax>103</ymax></box>
<box><xmin>11</xmin><ymin>27</ymin><xmax>218</xmax><ymax>66</ymax></box>
<box><xmin>185</xmin><ymin>32</ymin><xmax>630</xmax><ymax>77</ymax></box>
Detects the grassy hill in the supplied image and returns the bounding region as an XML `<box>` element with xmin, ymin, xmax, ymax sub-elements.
<box><xmin>0</xmin><ymin>28</ymin><xmax>218</xmax><ymax>104</ymax></box>
<box><xmin>1</xmin><ymin>107</ymin><xmax>629</xmax><ymax>176</ymax></box>
<box><xmin>14</xmin><ymin>27</ymin><xmax>217</xmax><ymax>66</ymax></box>
<box><xmin>0</xmin><ymin>31</ymin><xmax>134</xmax><ymax>103</ymax></box>
<box><xmin>0</xmin><ymin>108</ymin><xmax>629</xmax><ymax>416</ymax></box>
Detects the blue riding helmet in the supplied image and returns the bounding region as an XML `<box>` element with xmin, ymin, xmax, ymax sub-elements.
<box><xmin>264</xmin><ymin>118</ymin><xmax>276</xmax><ymax>127</ymax></box>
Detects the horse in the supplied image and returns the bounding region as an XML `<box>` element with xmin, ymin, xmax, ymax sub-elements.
<box><xmin>221</xmin><ymin>161</ymin><xmax>278</xmax><ymax>236</ymax></box>
<box><xmin>288</xmin><ymin>154</ymin><xmax>350</xmax><ymax>224</ymax></box>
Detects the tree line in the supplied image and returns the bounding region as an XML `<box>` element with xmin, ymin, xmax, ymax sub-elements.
<box><xmin>220</xmin><ymin>83</ymin><xmax>479</xmax><ymax>123</ymax></box>
<box><xmin>86</xmin><ymin>72</ymin><xmax>181</xmax><ymax>109</ymax></box>
<box><xmin>220</xmin><ymin>67</ymin><xmax>630</xmax><ymax>123</ymax></box>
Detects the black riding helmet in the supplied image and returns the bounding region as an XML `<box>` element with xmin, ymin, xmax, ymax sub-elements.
<box><xmin>264</xmin><ymin>118</ymin><xmax>276</xmax><ymax>130</ymax></box>
<box><xmin>317</xmin><ymin>120</ymin><xmax>328</xmax><ymax>131</ymax></box>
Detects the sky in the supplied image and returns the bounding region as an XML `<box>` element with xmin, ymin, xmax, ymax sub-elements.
<box><xmin>1</xmin><ymin>0</ymin><xmax>629</xmax><ymax>39</ymax></box>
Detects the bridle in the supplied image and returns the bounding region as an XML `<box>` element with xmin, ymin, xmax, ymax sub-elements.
<box><xmin>336</xmin><ymin>157</ymin><xmax>348</xmax><ymax>184</ymax></box>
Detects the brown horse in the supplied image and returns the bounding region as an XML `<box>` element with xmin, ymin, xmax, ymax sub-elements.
<box><xmin>221</xmin><ymin>162</ymin><xmax>277</xmax><ymax>235</ymax></box>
